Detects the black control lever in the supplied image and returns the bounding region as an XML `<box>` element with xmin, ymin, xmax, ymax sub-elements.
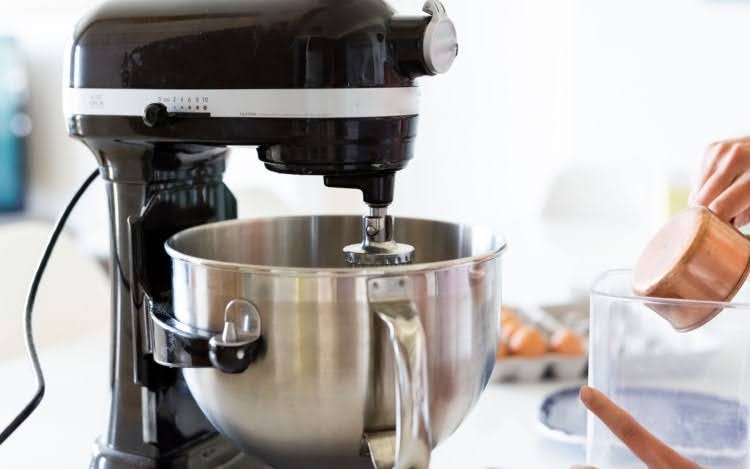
<box><xmin>143</xmin><ymin>103</ymin><xmax>211</xmax><ymax>128</ymax></box>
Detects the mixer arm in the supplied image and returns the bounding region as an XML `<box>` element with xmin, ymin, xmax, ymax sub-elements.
<box><xmin>368</xmin><ymin>277</ymin><xmax>433</xmax><ymax>469</ymax></box>
<box><xmin>127</xmin><ymin>172</ymin><xmax>238</xmax><ymax>386</ymax></box>
<box><xmin>149</xmin><ymin>300</ymin><xmax>263</xmax><ymax>374</ymax></box>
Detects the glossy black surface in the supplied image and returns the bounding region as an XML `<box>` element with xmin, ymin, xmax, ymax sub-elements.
<box><xmin>70</xmin><ymin>115</ymin><xmax>418</xmax><ymax>206</ymax></box>
<box><xmin>69</xmin><ymin>0</ymin><xmax>432</xmax><ymax>89</ymax></box>
<box><xmin>67</xmin><ymin>0</ymin><xmax>433</xmax><ymax>206</ymax></box>
<box><xmin>90</xmin><ymin>142</ymin><xmax>243</xmax><ymax>467</ymax></box>
<box><xmin>129</xmin><ymin>148</ymin><xmax>236</xmax><ymax>304</ymax></box>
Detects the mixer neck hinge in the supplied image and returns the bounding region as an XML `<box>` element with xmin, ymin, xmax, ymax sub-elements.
<box><xmin>324</xmin><ymin>173</ymin><xmax>395</xmax><ymax>208</ymax></box>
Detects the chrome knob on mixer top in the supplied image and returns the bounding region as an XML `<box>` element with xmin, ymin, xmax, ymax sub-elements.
<box><xmin>344</xmin><ymin>207</ymin><xmax>416</xmax><ymax>266</ymax></box>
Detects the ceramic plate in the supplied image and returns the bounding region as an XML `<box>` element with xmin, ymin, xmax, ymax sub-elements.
<box><xmin>537</xmin><ymin>387</ymin><xmax>587</xmax><ymax>445</ymax></box>
<box><xmin>538</xmin><ymin>386</ymin><xmax>750</xmax><ymax>463</ymax></box>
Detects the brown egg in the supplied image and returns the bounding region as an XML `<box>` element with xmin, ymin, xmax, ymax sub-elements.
<box><xmin>496</xmin><ymin>340</ymin><xmax>509</xmax><ymax>359</ymax></box>
<box><xmin>508</xmin><ymin>325</ymin><xmax>547</xmax><ymax>357</ymax></box>
<box><xmin>500</xmin><ymin>318</ymin><xmax>521</xmax><ymax>344</ymax></box>
<box><xmin>501</xmin><ymin>315</ymin><xmax>521</xmax><ymax>328</ymax></box>
<box><xmin>501</xmin><ymin>306</ymin><xmax>519</xmax><ymax>324</ymax></box>
<box><xmin>550</xmin><ymin>330</ymin><xmax>586</xmax><ymax>356</ymax></box>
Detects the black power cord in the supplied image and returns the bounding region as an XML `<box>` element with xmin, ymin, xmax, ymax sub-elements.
<box><xmin>0</xmin><ymin>169</ymin><xmax>99</xmax><ymax>444</ymax></box>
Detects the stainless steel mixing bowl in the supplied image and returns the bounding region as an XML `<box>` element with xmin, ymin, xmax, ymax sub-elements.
<box><xmin>165</xmin><ymin>216</ymin><xmax>506</xmax><ymax>469</ymax></box>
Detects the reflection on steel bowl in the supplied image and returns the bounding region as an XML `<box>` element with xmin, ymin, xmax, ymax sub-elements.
<box><xmin>165</xmin><ymin>216</ymin><xmax>506</xmax><ymax>469</ymax></box>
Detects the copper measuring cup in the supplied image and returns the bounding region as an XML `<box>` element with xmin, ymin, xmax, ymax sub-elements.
<box><xmin>633</xmin><ymin>207</ymin><xmax>750</xmax><ymax>331</ymax></box>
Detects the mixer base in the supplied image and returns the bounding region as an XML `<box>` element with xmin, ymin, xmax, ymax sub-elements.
<box><xmin>90</xmin><ymin>434</ymin><xmax>272</xmax><ymax>469</ymax></box>
<box><xmin>90</xmin><ymin>440</ymin><xmax>156</xmax><ymax>469</ymax></box>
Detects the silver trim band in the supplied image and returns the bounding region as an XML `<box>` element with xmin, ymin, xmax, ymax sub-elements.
<box><xmin>63</xmin><ymin>87</ymin><xmax>421</xmax><ymax>119</ymax></box>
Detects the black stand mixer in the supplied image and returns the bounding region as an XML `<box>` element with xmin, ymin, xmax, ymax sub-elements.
<box><xmin>51</xmin><ymin>0</ymin><xmax>460</xmax><ymax>467</ymax></box>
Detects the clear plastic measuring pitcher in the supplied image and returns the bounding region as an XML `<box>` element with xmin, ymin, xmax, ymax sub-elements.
<box><xmin>588</xmin><ymin>269</ymin><xmax>750</xmax><ymax>469</ymax></box>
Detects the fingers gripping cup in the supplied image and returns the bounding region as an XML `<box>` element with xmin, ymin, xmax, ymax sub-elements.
<box><xmin>633</xmin><ymin>207</ymin><xmax>750</xmax><ymax>331</ymax></box>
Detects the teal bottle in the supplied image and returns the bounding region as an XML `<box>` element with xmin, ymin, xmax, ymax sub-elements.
<box><xmin>0</xmin><ymin>37</ymin><xmax>27</xmax><ymax>213</ymax></box>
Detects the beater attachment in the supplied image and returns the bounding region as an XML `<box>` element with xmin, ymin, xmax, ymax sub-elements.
<box><xmin>344</xmin><ymin>208</ymin><xmax>415</xmax><ymax>266</ymax></box>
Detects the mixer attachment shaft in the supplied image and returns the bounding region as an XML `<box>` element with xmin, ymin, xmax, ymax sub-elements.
<box><xmin>344</xmin><ymin>208</ymin><xmax>416</xmax><ymax>266</ymax></box>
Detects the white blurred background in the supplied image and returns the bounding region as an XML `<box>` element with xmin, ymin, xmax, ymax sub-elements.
<box><xmin>4</xmin><ymin>0</ymin><xmax>750</xmax><ymax>301</ymax></box>
<box><xmin>5</xmin><ymin>0</ymin><xmax>750</xmax><ymax>284</ymax></box>
<box><xmin>1</xmin><ymin>0</ymin><xmax>750</xmax><ymax>465</ymax></box>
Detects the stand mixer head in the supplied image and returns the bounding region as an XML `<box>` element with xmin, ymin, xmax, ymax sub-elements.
<box><xmin>66</xmin><ymin>0</ymin><xmax>457</xmax><ymax>268</ymax></box>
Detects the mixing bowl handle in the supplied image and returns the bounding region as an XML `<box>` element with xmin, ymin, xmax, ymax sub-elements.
<box><xmin>368</xmin><ymin>277</ymin><xmax>432</xmax><ymax>469</ymax></box>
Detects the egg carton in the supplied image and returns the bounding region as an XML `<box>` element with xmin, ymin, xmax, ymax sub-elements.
<box><xmin>492</xmin><ymin>300</ymin><xmax>589</xmax><ymax>382</ymax></box>
<box><xmin>492</xmin><ymin>354</ymin><xmax>588</xmax><ymax>382</ymax></box>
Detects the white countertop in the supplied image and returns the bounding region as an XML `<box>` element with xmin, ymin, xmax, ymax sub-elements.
<box><xmin>433</xmin><ymin>380</ymin><xmax>585</xmax><ymax>469</ymax></box>
<box><xmin>0</xmin><ymin>332</ymin><xmax>585</xmax><ymax>469</ymax></box>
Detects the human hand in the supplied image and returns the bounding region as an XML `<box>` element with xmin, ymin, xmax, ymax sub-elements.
<box><xmin>692</xmin><ymin>137</ymin><xmax>750</xmax><ymax>227</ymax></box>
<box><xmin>578</xmin><ymin>386</ymin><xmax>703</xmax><ymax>469</ymax></box>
